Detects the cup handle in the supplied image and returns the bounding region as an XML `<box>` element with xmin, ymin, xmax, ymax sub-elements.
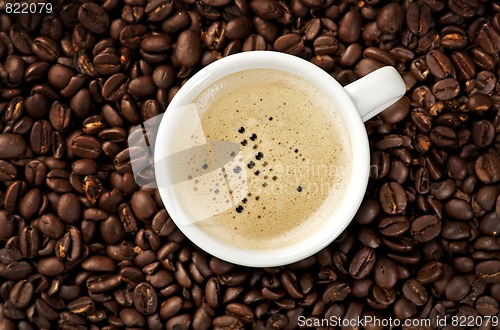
<box><xmin>344</xmin><ymin>66</ymin><xmax>406</xmax><ymax>122</ymax></box>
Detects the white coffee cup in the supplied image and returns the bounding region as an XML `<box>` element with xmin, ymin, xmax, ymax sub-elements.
<box><xmin>146</xmin><ymin>51</ymin><xmax>405</xmax><ymax>267</ymax></box>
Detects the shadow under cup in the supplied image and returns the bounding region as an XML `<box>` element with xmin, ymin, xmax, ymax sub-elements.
<box><xmin>131</xmin><ymin>52</ymin><xmax>370</xmax><ymax>267</ymax></box>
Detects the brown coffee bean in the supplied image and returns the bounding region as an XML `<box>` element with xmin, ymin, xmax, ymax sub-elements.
<box><xmin>377</xmin><ymin>2</ymin><xmax>405</xmax><ymax>34</ymax></box>
<box><xmin>0</xmin><ymin>133</ymin><xmax>26</xmax><ymax>159</ymax></box>
<box><xmin>349</xmin><ymin>247</ymin><xmax>376</xmax><ymax>280</ymax></box>
<box><xmin>472</xmin><ymin>120</ymin><xmax>495</xmax><ymax>147</ymax></box>
<box><xmin>374</xmin><ymin>257</ymin><xmax>398</xmax><ymax>288</ymax></box>
<box><xmin>402</xmin><ymin>279</ymin><xmax>428</xmax><ymax>306</ymax></box>
<box><xmin>406</xmin><ymin>2</ymin><xmax>431</xmax><ymax>36</ymax></box>
<box><xmin>432</xmin><ymin>78</ymin><xmax>460</xmax><ymax>100</ymax></box>
<box><xmin>250</xmin><ymin>0</ymin><xmax>282</xmax><ymax>20</ymax></box>
<box><xmin>175</xmin><ymin>30</ymin><xmax>201</xmax><ymax>68</ymax></box>
<box><xmin>339</xmin><ymin>10</ymin><xmax>362</xmax><ymax>43</ymax></box>
<box><xmin>102</xmin><ymin>73</ymin><xmax>129</xmax><ymax>102</ymax></box>
<box><xmin>475</xmin><ymin>153</ymin><xmax>500</xmax><ymax>184</ymax></box>
<box><xmin>426</xmin><ymin>50</ymin><xmax>454</xmax><ymax>79</ymax></box>
<box><xmin>379</xmin><ymin>182</ymin><xmax>407</xmax><ymax>215</ymax></box>
<box><xmin>57</xmin><ymin>193</ymin><xmax>81</xmax><ymax>224</ymax></box>
<box><xmin>451</xmin><ymin>51</ymin><xmax>476</xmax><ymax>81</ymax></box>
<box><xmin>313</xmin><ymin>35</ymin><xmax>338</xmax><ymax>55</ymax></box>
<box><xmin>417</xmin><ymin>261</ymin><xmax>443</xmax><ymax>284</ymax></box>
<box><xmin>378</xmin><ymin>216</ymin><xmax>409</xmax><ymax>237</ymax></box>
<box><xmin>273</xmin><ymin>33</ymin><xmax>304</xmax><ymax>56</ymax></box>
<box><xmin>31</xmin><ymin>36</ymin><xmax>59</xmax><ymax>62</ymax></box>
<box><xmin>49</xmin><ymin>101</ymin><xmax>72</xmax><ymax>132</ymax></box>
<box><xmin>10</xmin><ymin>280</ymin><xmax>34</xmax><ymax>309</ymax></box>
<box><xmin>476</xmin><ymin>260</ymin><xmax>500</xmax><ymax>283</ymax></box>
<box><xmin>449</xmin><ymin>0</ymin><xmax>478</xmax><ymax>17</ymax></box>
<box><xmin>119</xmin><ymin>24</ymin><xmax>147</xmax><ymax>49</ymax></box>
<box><xmin>34</xmin><ymin>213</ymin><xmax>65</xmax><ymax>239</ymax></box>
<box><xmin>445</xmin><ymin>275</ymin><xmax>470</xmax><ymax>301</ymax></box>
<box><xmin>429</xmin><ymin>126</ymin><xmax>457</xmax><ymax>148</ymax></box>
<box><xmin>71</xmin><ymin>135</ymin><xmax>101</xmax><ymax>159</ymax></box>
<box><xmin>37</xmin><ymin>257</ymin><xmax>65</xmax><ymax>277</ymax></box>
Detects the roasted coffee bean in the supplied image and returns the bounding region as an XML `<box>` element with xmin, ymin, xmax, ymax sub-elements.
<box><xmin>349</xmin><ymin>247</ymin><xmax>376</xmax><ymax>279</ymax></box>
<box><xmin>476</xmin><ymin>260</ymin><xmax>500</xmax><ymax>283</ymax></box>
<box><xmin>451</xmin><ymin>51</ymin><xmax>476</xmax><ymax>81</ymax></box>
<box><xmin>119</xmin><ymin>24</ymin><xmax>147</xmax><ymax>49</ymax></box>
<box><xmin>411</xmin><ymin>215</ymin><xmax>441</xmax><ymax>242</ymax></box>
<box><xmin>374</xmin><ymin>257</ymin><xmax>398</xmax><ymax>288</ymax></box>
<box><xmin>429</xmin><ymin>126</ymin><xmax>457</xmax><ymax>148</ymax></box>
<box><xmin>475</xmin><ymin>153</ymin><xmax>500</xmax><ymax>184</ymax></box>
<box><xmin>402</xmin><ymin>279</ymin><xmax>428</xmax><ymax>306</ymax></box>
<box><xmin>10</xmin><ymin>280</ymin><xmax>34</xmax><ymax>309</ymax></box>
<box><xmin>0</xmin><ymin>133</ymin><xmax>26</xmax><ymax>159</ymax></box>
<box><xmin>417</xmin><ymin>261</ymin><xmax>443</xmax><ymax>284</ymax></box>
<box><xmin>432</xmin><ymin>78</ymin><xmax>460</xmax><ymax>100</ymax></box>
<box><xmin>378</xmin><ymin>216</ymin><xmax>409</xmax><ymax>237</ymax></box>
<box><xmin>34</xmin><ymin>213</ymin><xmax>65</xmax><ymax>239</ymax></box>
<box><xmin>426</xmin><ymin>50</ymin><xmax>454</xmax><ymax>79</ymax></box>
<box><xmin>472</xmin><ymin>120</ymin><xmax>495</xmax><ymax>147</ymax></box>
<box><xmin>379</xmin><ymin>182</ymin><xmax>407</xmax><ymax>214</ymax></box>
<box><xmin>175</xmin><ymin>30</ymin><xmax>202</xmax><ymax>68</ymax></box>
<box><xmin>71</xmin><ymin>135</ymin><xmax>101</xmax><ymax>159</ymax></box>
<box><xmin>406</xmin><ymin>2</ymin><xmax>431</xmax><ymax>36</ymax></box>
<box><xmin>273</xmin><ymin>33</ymin><xmax>303</xmax><ymax>56</ymax></box>
<box><xmin>339</xmin><ymin>10</ymin><xmax>361</xmax><ymax>43</ymax></box>
<box><xmin>102</xmin><ymin>73</ymin><xmax>129</xmax><ymax>102</ymax></box>
<box><xmin>31</xmin><ymin>37</ymin><xmax>59</xmax><ymax>62</ymax></box>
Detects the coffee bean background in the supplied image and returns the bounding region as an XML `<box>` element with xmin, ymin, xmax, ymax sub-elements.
<box><xmin>0</xmin><ymin>0</ymin><xmax>500</xmax><ymax>329</ymax></box>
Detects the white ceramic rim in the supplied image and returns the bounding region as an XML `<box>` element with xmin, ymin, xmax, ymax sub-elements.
<box><xmin>155</xmin><ymin>51</ymin><xmax>370</xmax><ymax>267</ymax></box>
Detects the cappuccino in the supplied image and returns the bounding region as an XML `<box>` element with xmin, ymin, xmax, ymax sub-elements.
<box><xmin>174</xmin><ymin>69</ymin><xmax>352</xmax><ymax>250</ymax></box>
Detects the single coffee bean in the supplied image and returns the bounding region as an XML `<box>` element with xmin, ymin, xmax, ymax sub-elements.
<box><xmin>445</xmin><ymin>275</ymin><xmax>470</xmax><ymax>301</ymax></box>
<box><xmin>374</xmin><ymin>257</ymin><xmax>398</xmax><ymax>288</ymax></box>
<box><xmin>472</xmin><ymin>120</ymin><xmax>495</xmax><ymax>147</ymax></box>
<box><xmin>0</xmin><ymin>133</ymin><xmax>26</xmax><ymax>159</ymax></box>
<box><xmin>273</xmin><ymin>33</ymin><xmax>304</xmax><ymax>56</ymax></box>
<box><xmin>475</xmin><ymin>153</ymin><xmax>500</xmax><ymax>184</ymax></box>
<box><xmin>426</xmin><ymin>50</ymin><xmax>454</xmax><ymax>79</ymax></box>
<box><xmin>102</xmin><ymin>73</ymin><xmax>129</xmax><ymax>102</ymax></box>
<box><xmin>411</xmin><ymin>215</ymin><xmax>441</xmax><ymax>242</ymax></box>
<box><xmin>339</xmin><ymin>10</ymin><xmax>361</xmax><ymax>43</ymax></box>
<box><xmin>432</xmin><ymin>78</ymin><xmax>460</xmax><ymax>100</ymax></box>
<box><xmin>175</xmin><ymin>30</ymin><xmax>202</xmax><ymax>67</ymax></box>
<box><xmin>322</xmin><ymin>281</ymin><xmax>351</xmax><ymax>303</ymax></box>
<box><xmin>429</xmin><ymin>126</ymin><xmax>457</xmax><ymax>148</ymax></box>
<box><xmin>49</xmin><ymin>101</ymin><xmax>72</xmax><ymax>132</ymax></box>
<box><xmin>36</xmin><ymin>257</ymin><xmax>65</xmax><ymax>277</ymax></box>
<box><xmin>451</xmin><ymin>51</ymin><xmax>476</xmax><ymax>81</ymax></box>
<box><xmin>442</xmin><ymin>221</ymin><xmax>472</xmax><ymax>240</ymax></box>
<box><xmin>34</xmin><ymin>213</ymin><xmax>65</xmax><ymax>239</ymax></box>
<box><xmin>145</xmin><ymin>0</ymin><xmax>174</xmax><ymax>22</ymax></box>
<box><xmin>475</xmin><ymin>296</ymin><xmax>499</xmax><ymax>316</ymax></box>
<box><xmin>119</xmin><ymin>24</ymin><xmax>147</xmax><ymax>49</ymax></box>
<box><xmin>377</xmin><ymin>2</ymin><xmax>405</xmax><ymax>34</ymax></box>
<box><xmin>250</xmin><ymin>0</ymin><xmax>282</xmax><ymax>20</ymax></box>
<box><xmin>402</xmin><ymin>279</ymin><xmax>428</xmax><ymax>306</ymax></box>
<box><xmin>29</xmin><ymin>120</ymin><xmax>52</xmax><ymax>155</ymax></box>
<box><xmin>9</xmin><ymin>280</ymin><xmax>34</xmax><ymax>309</ymax></box>
<box><xmin>406</xmin><ymin>1</ymin><xmax>432</xmax><ymax>36</ymax></box>
<box><xmin>476</xmin><ymin>260</ymin><xmax>500</xmax><ymax>283</ymax></box>
<box><xmin>449</xmin><ymin>0</ymin><xmax>478</xmax><ymax>17</ymax></box>
<box><xmin>417</xmin><ymin>261</ymin><xmax>443</xmax><ymax>284</ymax></box>
<box><xmin>134</xmin><ymin>282</ymin><xmax>158</xmax><ymax>315</ymax></box>
<box><xmin>379</xmin><ymin>182</ymin><xmax>407</xmax><ymax>214</ymax></box>
<box><xmin>349</xmin><ymin>247</ymin><xmax>376</xmax><ymax>280</ymax></box>
<box><xmin>313</xmin><ymin>35</ymin><xmax>338</xmax><ymax>56</ymax></box>
<box><xmin>31</xmin><ymin>36</ymin><xmax>59</xmax><ymax>62</ymax></box>
<box><xmin>71</xmin><ymin>135</ymin><xmax>101</xmax><ymax>159</ymax></box>
<box><xmin>379</xmin><ymin>216</ymin><xmax>410</xmax><ymax>237</ymax></box>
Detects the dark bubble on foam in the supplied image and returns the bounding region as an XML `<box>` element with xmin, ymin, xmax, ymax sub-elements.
<box><xmin>249</xmin><ymin>133</ymin><xmax>257</xmax><ymax>141</ymax></box>
<box><xmin>241</xmin><ymin>139</ymin><xmax>247</xmax><ymax>146</ymax></box>
<box><xmin>255</xmin><ymin>152</ymin><xmax>264</xmax><ymax>160</ymax></box>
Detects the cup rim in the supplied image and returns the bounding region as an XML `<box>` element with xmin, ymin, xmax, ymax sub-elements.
<box><xmin>155</xmin><ymin>51</ymin><xmax>370</xmax><ymax>267</ymax></box>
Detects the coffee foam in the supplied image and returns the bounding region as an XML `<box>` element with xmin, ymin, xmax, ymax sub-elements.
<box><xmin>174</xmin><ymin>69</ymin><xmax>352</xmax><ymax>250</ymax></box>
